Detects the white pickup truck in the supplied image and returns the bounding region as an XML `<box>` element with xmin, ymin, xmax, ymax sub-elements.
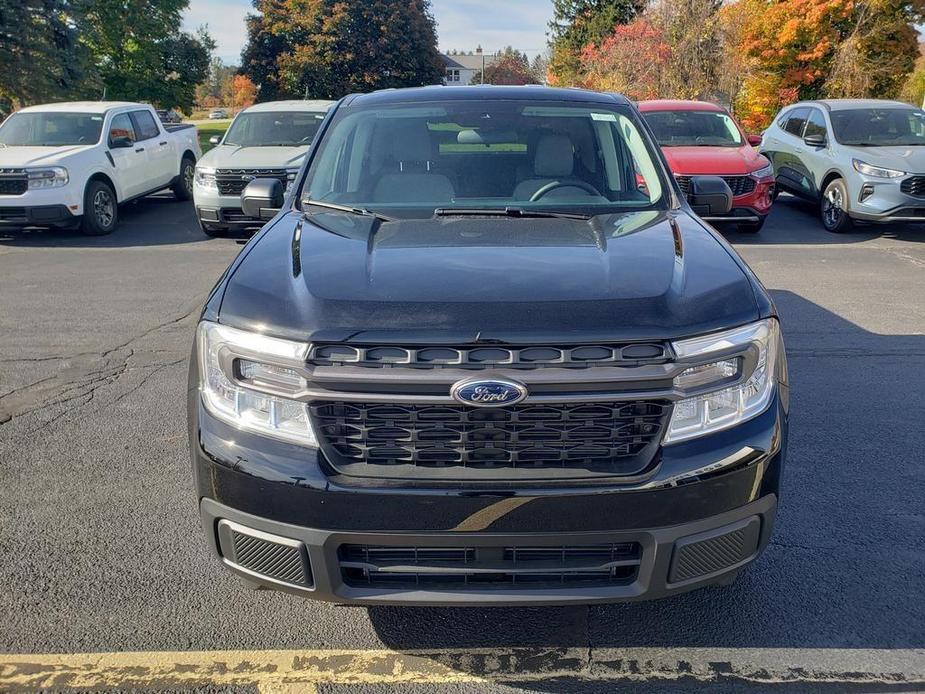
<box><xmin>0</xmin><ymin>101</ymin><xmax>201</xmax><ymax>235</ymax></box>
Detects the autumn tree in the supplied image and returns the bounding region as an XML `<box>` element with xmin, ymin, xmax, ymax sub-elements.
<box><xmin>579</xmin><ymin>19</ymin><xmax>671</xmax><ymax>99</ymax></box>
<box><xmin>242</xmin><ymin>0</ymin><xmax>444</xmax><ymax>100</ymax></box>
<box><xmin>548</xmin><ymin>0</ymin><xmax>646</xmax><ymax>85</ymax></box>
<box><xmin>223</xmin><ymin>74</ymin><xmax>258</xmax><ymax>112</ymax></box>
<box><xmin>474</xmin><ymin>47</ymin><xmax>534</xmax><ymax>85</ymax></box>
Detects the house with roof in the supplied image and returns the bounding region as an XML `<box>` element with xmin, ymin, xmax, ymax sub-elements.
<box><xmin>441</xmin><ymin>50</ymin><xmax>497</xmax><ymax>86</ymax></box>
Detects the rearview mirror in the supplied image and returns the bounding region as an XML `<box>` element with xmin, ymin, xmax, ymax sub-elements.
<box><xmin>110</xmin><ymin>136</ymin><xmax>134</xmax><ymax>149</ymax></box>
<box><xmin>747</xmin><ymin>134</ymin><xmax>762</xmax><ymax>147</ymax></box>
<box><xmin>804</xmin><ymin>133</ymin><xmax>826</xmax><ymax>148</ymax></box>
<box><xmin>687</xmin><ymin>175</ymin><xmax>733</xmax><ymax>218</ymax></box>
<box><xmin>241</xmin><ymin>178</ymin><xmax>285</xmax><ymax>220</ymax></box>
<box><xmin>209</xmin><ymin>135</ymin><xmax>221</xmax><ymax>145</ymax></box>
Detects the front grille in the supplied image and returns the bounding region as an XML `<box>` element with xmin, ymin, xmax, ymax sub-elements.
<box><xmin>216</xmin><ymin>168</ymin><xmax>288</xmax><ymax>196</ymax></box>
<box><xmin>676</xmin><ymin>175</ymin><xmax>756</xmax><ymax>197</ymax></box>
<box><xmin>312</xmin><ymin>400</ymin><xmax>670</xmax><ymax>480</ymax></box>
<box><xmin>900</xmin><ymin>176</ymin><xmax>925</xmax><ymax>197</ymax></box>
<box><xmin>0</xmin><ymin>169</ymin><xmax>27</xmax><ymax>196</ymax></box>
<box><xmin>309</xmin><ymin>342</ymin><xmax>670</xmax><ymax>370</ymax></box>
<box><xmin>340</xmin><ymin>542</ymin><xmax>641</xmax><ymax>589</ymax></box>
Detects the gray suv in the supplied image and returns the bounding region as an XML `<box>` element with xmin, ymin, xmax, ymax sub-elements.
<box><xmin>761</xmin><ymin>99</ymin><xmax>925</xmax><ymax>232</ymax></box>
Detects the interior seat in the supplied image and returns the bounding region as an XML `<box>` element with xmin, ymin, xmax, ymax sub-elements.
<box><xmin>372</xmin><ymin>122</ymin><xmax>455</xmax><ymax>203</ymax></box>
<box><xmin>513</xmin><ymin>134</ymin><xmax>591</xmax><ymax>200</ymax></box>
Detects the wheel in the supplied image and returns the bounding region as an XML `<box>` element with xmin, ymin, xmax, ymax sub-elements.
<box><xmin>197</xmin><ymin>216</ymin><xmax>227</xmax><ymax>237</ymax></box>
<box><xmin>80</xmin><ymin>180</ymin><xmax>118</xmax><ymax>235</ymax></box>
<box><xmin>737</xmin><ymin>216</ymin><xmax>766</xmax><ymax>233</ymax></box>
<box><xmin>173</xmin><ymin>156</ymin><xmax>195</xmax><ymax>201</ymax></box>
<box><xmin>820</xmin><ymin>178</ymin><xmax>853</xmax><ymax>233</ymax></box>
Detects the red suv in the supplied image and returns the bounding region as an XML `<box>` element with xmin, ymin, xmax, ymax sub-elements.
<box><xmin>639</xmin><ymin>100</ymin><xmax>775</xmax><ymax>232</ymax></box>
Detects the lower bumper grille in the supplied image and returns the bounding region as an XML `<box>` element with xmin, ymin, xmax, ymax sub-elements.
<box><xmin>312</xmin><ymin>400</ymin><xmax>670</xmax><ymax>480</ymax></box>
<box><xmin>900</xmin><ymin>176</ymin><xmax>925</xmax><ymax>197</ymax></box>
<box><xmin>340</xmin><ymin>542</ymin><xmax>642</xmax><ymax>589</ymax></box>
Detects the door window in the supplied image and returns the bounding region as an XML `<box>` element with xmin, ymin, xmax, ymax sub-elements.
<box><xmin>804</xmin><ymin>109</ymin><xmax>827</xmax><ymax>139</ymax></box>
<box><xmin>130</xmin><ymin>110</ymin><xmax>161</xmax><ymax>141</ymax></box>
<box><xmin>783</xmin><ymin>108</ymin><xmax>810</xmax><ymax>137</ymax></box>
<box><xmin>108</xmin><ymin>114</ymin><xmax>136</xmax><ymax>145</ymax></box>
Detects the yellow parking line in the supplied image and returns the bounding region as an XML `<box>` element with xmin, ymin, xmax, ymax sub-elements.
<box><xmin>1</xmin><ymin>647</ymin><xmax>923</xmax><ymax>691</ymax></box>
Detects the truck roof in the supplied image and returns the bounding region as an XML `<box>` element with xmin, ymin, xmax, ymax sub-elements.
<box><xmin>637</xmin><ymin>100</ymin><xmax>725</xmax><ymax>113</ymax></box>
<box><xmin>342</xmin><ymin>85</ymin><xmax>632</xmax><ymax>107</ymax></box>
<box><xmin>17</xmin><ymin>101</ymin><xmax>145</xmax><ymax>114</ymax></box>
<box><xmin>242</xmin><ymin>100</ymin><xmax>335</xmax><ymax>114</ymax></box>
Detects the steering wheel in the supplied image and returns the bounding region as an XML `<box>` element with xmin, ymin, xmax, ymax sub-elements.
<box><xmin>529</xmin><ymin>180</ymin><xmax>601</xmax><ymax>202</ymax></box>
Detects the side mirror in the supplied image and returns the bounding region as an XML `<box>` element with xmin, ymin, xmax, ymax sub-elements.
<box><xmin>804</xmin><ymin>133</ymin><xmax>826</xmax><ymax>148</ymax></box>
<box><xmin>209</xmin><ymin>135</ymin><xmax>221</xmax><ymax>145</ymax></box>
<box><xmin>747</xmin><ymin>134</ymin><xmax>762</xmax><ymax>147</ymax></box>
<box><xmin>687</xmin><ymin>175</ymin><xmax>733</xmax><ymax>217</ymax></box>
<box><xmin>110</xmin><ymin>136</ymin><xmax>134</xmax><ymax>149</ymax></box>
<box><xmin>241</xmin><ymin>178</ymin><xmax>285</xmax><ymax>220</ymax></box>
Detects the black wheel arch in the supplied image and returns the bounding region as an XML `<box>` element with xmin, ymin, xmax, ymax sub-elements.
<box><xmin>86</xmin><ymin>172</ymin><xmax>118</xmax><ymax>203</ymax></box>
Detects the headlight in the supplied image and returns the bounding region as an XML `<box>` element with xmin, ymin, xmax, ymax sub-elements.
<box><xmin>194</xmin><ymin>166</ymin><xmax>217</xmax><ymax>190</ymax></box>
<box><xmin>852</xmin><ymin>159</ymin><xmax>904</xmax><ymax>179</ymax></box>
<box><xmin>664</xmin><ymin>319</ymin><xmax>781</xmax><ymax>444</ymax></box>
<box><xmin>751</xmin><ymin>163</ymin><xmax>773</xmax><ymax>179</ymax></box>
<box><xmin>26</xmin><ymin>167</ymin><xmax>68</xmax><ymax>189</ymax></box>
<box><xmin>197</xmin><ymin>321</ymin><xmax>317</xmax><ymax>447</ymax></box>
<box><xmin>285</xmin><ymin>168</ymin><xmax>300</xmax><ymax>192</ymax></box>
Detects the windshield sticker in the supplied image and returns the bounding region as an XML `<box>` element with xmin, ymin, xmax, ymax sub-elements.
<box><xmin>591</xmin><ymin>113</ymin><xmax>617</xmax><ymax>122</ymax></box>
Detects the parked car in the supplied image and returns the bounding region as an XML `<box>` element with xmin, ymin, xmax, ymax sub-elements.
<box><xmin>193</xmin><ymin>100</ymin><xmax>334</xmax><ymax>236</ymax></box>
<box><xmin>208</xmin><ymin>109</ymin><xmax>229</xmax><ymax>120</ymax></box>
<box><xmin>639</xmin><ymin>100</ymin><xmax>775</xmax><ymax>232</ymax></box>
<box><xmin>156</xmin><ymin>108</ymin><xmax>182</xmax><ymax>124</ymax></box>
<box><xmin>0</xmin><ymin>101</ymin><xmax>201</xmax><ymax>235</ymax></box>
<box><xmin>761</xmin><ymin>99</ymin><xmax>925</xmax><ymax>232</ymax></box>
<box><xmin>188</xmin><ymin>86</ymin><xmax>789</xmax><ymax>605</ymax></box>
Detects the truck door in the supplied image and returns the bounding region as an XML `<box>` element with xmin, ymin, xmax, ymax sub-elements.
<box><xmin>106</xmin><ymin>113</ymin><xmax>146</xmax><ymax>199</ymax></box>
<box><xmin>129</xmin><ymin>109</ymin><xmax>174</xmax><ymax>190</ymax></box>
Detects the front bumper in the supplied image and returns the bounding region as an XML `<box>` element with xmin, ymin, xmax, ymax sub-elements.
<box><xmin>191</xmin><ymin>385</ymin><xmax>787</xmax><ymax>605</ymax></box>
<box><xmin>700</xmin><ymin>177</ymin><xmax>775</xmax><ymax>224</ymax></box>
<box><xmin>0</xmin><ymin>203</ymin><xmax>76</xmax><ymax>226</ymax></box>
<box><xmin>194</xmin><ymin>183</ymin><xmax>265</xmax><ymax>228</ymax></box>
<box><xmin>846</xmin><ymin>173</ymin><xmax>925</xmax><ymax>222</ymax></box>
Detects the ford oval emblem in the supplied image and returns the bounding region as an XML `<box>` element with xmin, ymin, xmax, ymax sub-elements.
<box><xmin>451</xmin><ymin>378</ymin><xmax>528</xmax><ymax>408</ymax></box>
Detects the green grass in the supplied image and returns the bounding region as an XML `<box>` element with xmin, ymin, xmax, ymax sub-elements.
<box><xmin>196</xmin><ymin>121</ymin><xmax>230</xmax><ymax>152</ymax></box>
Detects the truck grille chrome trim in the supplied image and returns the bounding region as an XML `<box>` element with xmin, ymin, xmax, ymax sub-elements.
<box><xmin>311</xmin><ymin>400</ymin><xmax>670</xmax><ymax>480</ymax></box>
<box><xmin>308</xmin><ymin>342</ymin><xmax>670</xmax><ymax>370</ymax></box>
<box><xmin>215</xmin><ymin>168</ymin><xmax>289</xmax><ymax>196</ymax></box>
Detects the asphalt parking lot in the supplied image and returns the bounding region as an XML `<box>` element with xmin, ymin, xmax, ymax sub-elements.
<box><xmin>0</xmin><ymin>194</ymin><xmax>923</xmax><ymax>693</ymax></box>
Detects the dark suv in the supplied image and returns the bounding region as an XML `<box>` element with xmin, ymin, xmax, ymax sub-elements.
<box><xmin>188</xmin><ymin>86</ymin><xmax>788</xmax><ymax>605</ymax></box>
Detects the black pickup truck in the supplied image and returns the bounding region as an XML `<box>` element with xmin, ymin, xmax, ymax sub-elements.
<box><xmin>188</xmin><ymin>86</ymin><xmax>788</xmax><ymax>605</ymax></box>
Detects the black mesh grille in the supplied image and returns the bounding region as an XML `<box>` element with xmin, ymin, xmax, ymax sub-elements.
<box><xmin>312</xmin><ymin>400</ymin><xmax>670</xmax><ymax>479</ymax></box>
<box><xmin>901</xmin><ymin>176</ymin><xmax>925</xmax><ymax>197</ymax></box>
<box><xmin>231</xmin><ymin>530</ymin><xmax>310</xmax><ymax>586</ymax></box>
<box><xmin>216</xmin><ymin>168</ymin><xmax>288</xmax><ymax>196</ymax></box>
<box><xmin>676</xmin><ymin>175</ymin><xmax>756</xmax><ymax>197</ymax></box>
<box><xmin>0</xmin><ymin>177</ymin><xmax>27</xmax><ymax>196</ymax></box>
<box><xmin>309</xmin><ymin>342</ymin><xmax>670</xmax><ymax>370</ymax></box>
<box><xmin>340</xmin><ymin>542</ymin><xmax>641</xmax><ymax>588</ymax></box>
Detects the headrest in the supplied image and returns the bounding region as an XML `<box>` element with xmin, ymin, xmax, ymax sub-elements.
<box><xmin>534</xmin><ymin>134</ymin><xmax>574</xmax><ymax>177</ymax></box>
<box><xmin>390</xmin><ymin>121</ymin><xmax>434</xmax><ymax>163</ymax></box>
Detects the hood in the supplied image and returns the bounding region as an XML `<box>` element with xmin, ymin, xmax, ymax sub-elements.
<box><xmin>0</xmin><ymin>145</ymin><xmax>92</xmax><ymax>167</ymax></box>
<box><xmin>843</xmin><ymin>145</ymin><xmax>925</xmax><ymax>172</ymax></box>
<box><xmin>217</xmin><ymin>210</ymin><xmax>761</xmax><ymax>343</ymax></box>
<box><xmin>661</xmin><ymin>145</ymin><xmax>768</xmax><ymax>176</ymax></box>
<box><xmin>198</xmin><ymin>144</ymin><xmax>309</xmax><ymax>170</ymax></box>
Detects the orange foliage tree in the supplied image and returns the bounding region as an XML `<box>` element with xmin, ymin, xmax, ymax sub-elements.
<box><xmin>579</xmin><ymin>19</ymin><xmax>671</xmax><ymax>99</ymax></box>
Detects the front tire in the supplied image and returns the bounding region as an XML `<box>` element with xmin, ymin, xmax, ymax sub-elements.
<box><xmin>173</xmin><ymin>156</ymin><xmax>195</xmax><ymax>201</ymax></box>
<box><xmin>80</xmin><ymin>180</ymin><xmax>118</xmax><ymax>236</ymax></box>
<box><xmin>820</xmin><ymin>178</ymin><xmax>853</xmax><ymax>233</ymax></box>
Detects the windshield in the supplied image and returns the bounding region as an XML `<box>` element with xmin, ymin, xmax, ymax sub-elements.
<box><xmin>642</xmin><ymin>110</ymin><xmax>743</xmax><ymax>147</ymax></box>
<box><xmin>830</xmin><ymin>107</ymin><xmax>925</xmax><ymax>146</ymax></box>
<box><xmin>301</xmin><ymin>100</ymin><xmax>667</xmax><ymax>217</ymax></box>
<box><xmin>0</xmin><ymin>112</ymin><xmax>104</xmax><ymax>146</ymax></box>
<box><xmin>223</xmin><ymin>111</ymin><xmax>328</xmax><ymax>147</ymax></box>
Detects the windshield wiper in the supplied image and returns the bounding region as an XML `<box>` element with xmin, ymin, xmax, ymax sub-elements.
<box><xmin>302</xmin><ymin>198</ymin><xmax>398</xmax><ymax>222</ymax></box>
<box><xmin>433</xmin><ymin>206</ymin><xmax>592</xmax><ymax>220</ymax></box>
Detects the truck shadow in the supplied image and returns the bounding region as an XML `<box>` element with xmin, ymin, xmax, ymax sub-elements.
<box><xmin>0</xmin><ymin>194</ymin><xmax>255</xmax><ymax>248</ymax></box>
<box><xmin>361</xmin><ymin>290</ymin><xmax>924</xmax><ymax>687</ymax></box>
<box><xmin>718</xmin><ymin>193</ymin><xmax>925</xmax><ymax>245</ymax></box>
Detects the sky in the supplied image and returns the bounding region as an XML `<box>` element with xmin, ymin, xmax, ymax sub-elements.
<box><xmin>183</xmin><ymin>0</ymin><xmax>554</xmax><ymax>65</ymax></box>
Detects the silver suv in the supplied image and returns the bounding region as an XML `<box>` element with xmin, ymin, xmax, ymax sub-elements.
<box><xmin>761</xmin><ymin>99</ymin><xmax>925</xmax><ymax>232</ymax></box>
